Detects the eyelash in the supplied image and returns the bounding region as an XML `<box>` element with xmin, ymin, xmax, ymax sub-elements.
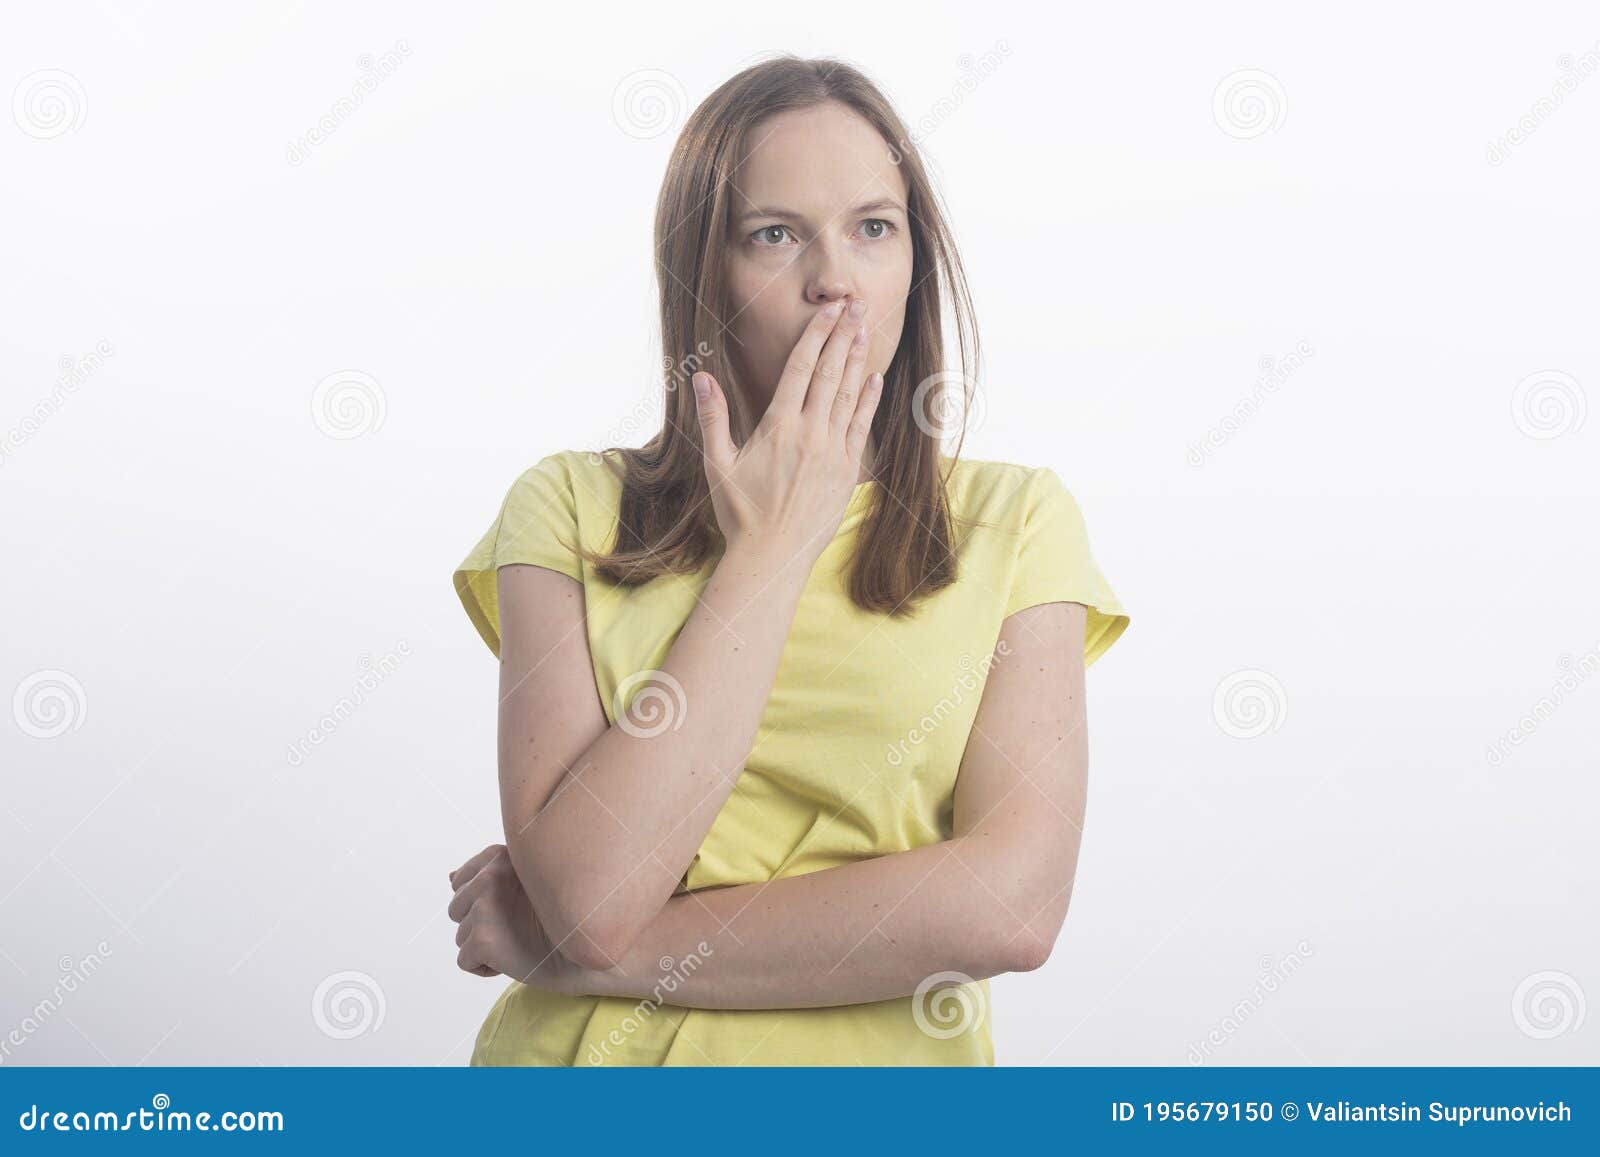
<box><xmin>748</xmin><ymin>219</ymin><xmax>898</xmax><ymax>247</ymax></box>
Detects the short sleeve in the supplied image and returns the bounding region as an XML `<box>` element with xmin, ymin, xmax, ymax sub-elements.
<box><xmin>451</xmin><ymin>453</ymin><xmax>584</xmax><ymax>660</ymax></box>
<box><xmin>1002</xmin><ymin>467</ymin><xmax>1131</xmax><ymax>667</ymax></box>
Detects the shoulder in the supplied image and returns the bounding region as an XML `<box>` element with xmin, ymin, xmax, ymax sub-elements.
<box><xmin>506</xmin><ymin>448</ymin><xmax>625</xmax><ymax>513</ymax></box>
<box><xmin>455</xmin><ymin>450</ymin><xmax>623</xmax><ymax>656</ymax></box>
<box><xmin>943</xmin><ymin>456</ymin><xmax>1074</xmax><ymax>530</ymax></box>
<box><xmin>516</xmin><ymin>447</ymin><xmax>622</xmax><ymax>489</ymax></box>
<box><xmin>950</xmin><ymin>458</ymin><xmax>1130</xmax><ymax>658</ymax></box>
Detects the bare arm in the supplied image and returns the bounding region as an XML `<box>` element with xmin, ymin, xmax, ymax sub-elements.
<box><xmin>455</xmin><ymin>600</ymin><xmax>1091</xmax><ymax>1007</ymax></box>
<box><xmin>497</xmin><ymin>547</ymin><xmax>810</xmax><ymax>971</ymax></box>
<box><xmin>494</xmin><ymin>299</ymin><xmax>883</xmax><ymax>970</ymax></box>
<box><xmin>584</xmin><ymin>600</ymin><xmax>1090</xmax><ymax>1008</ymax></box>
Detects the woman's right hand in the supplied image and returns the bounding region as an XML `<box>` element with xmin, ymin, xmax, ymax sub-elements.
<box><xmin>690</xmin><ymin>296</ymin><xmax>884</xmax><ymax>570</ymax></box>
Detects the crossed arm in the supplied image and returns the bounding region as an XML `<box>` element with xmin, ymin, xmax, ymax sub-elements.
<box><xmin>450</xmin><ymin>562</ymin><xmax>1092</xmax><ymax>1009</ymax></box>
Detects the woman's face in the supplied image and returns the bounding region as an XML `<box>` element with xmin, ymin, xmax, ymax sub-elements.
<box><xmin>723</xmin><ymin>100</ymin><xmax>913</xmax><ymax>417</ymax></box>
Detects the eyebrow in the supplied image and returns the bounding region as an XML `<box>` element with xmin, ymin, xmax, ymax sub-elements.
<box><xmin>736</xmin><ymin>197</ymin><xmax>906</xmax><ymax>224</ymax></box>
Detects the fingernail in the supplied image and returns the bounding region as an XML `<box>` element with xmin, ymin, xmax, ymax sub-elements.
<box><xmin>823</xmin><ymin>301</ymin><xmax>843</xmax><ymax>319</ymax></box>
<box><xmin>692</xmin><ymin>373</ymin><xmax>709</xmax><ymax>401</ymax></box>
<box><xmin>847</xmin><ymin>298</ymin><xmax>866</xmax><ymax>319</ymax></box>
<box><xmin>853</xmin><ymin>326</ymin><xmax>869</xmax><ymax>347</ymax></box>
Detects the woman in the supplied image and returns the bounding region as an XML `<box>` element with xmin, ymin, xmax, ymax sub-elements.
<box><xmin>446</xmin><ymin>55</ymin><xmax>1131</xmax><ymax>1066</ymax></box>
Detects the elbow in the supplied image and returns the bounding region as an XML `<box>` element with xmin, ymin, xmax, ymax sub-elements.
<box><xmin>504</xmin><ymin>844</ymin><xmax>622</xmax><ymax>971</ymax></box>
<box><xmin>988</xmin><ymin>884</ymin><xmax>1070</xmax><ymax>974</ymax></box>
<box><xmin>969</xmin><ymin>916</ymin><xmax>1052</xmax><ymax>976</ymax></box>
<box><xmin>544</xmin><ymin>897</ymin><xmax>640</xmax><ymax>972</ymax></box>
<box><xmin>547</xmin><ymin>919</ymin><xmax>628</xmax><ymax>972</ymax></box>
<box><xmin>999</xmin><ymin>927</ymin><xmax>1057</xmax><ymax>973</ymax></box>
<box><xmin>512</xmin><ymin>844</ymin><xmax>644</xmax><ymax>972</ymax></box>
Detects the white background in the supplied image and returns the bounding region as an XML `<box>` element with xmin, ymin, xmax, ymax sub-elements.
<box><xmin>2</xmin><ymin>1</ymin><xmax>1596</xmax><ymax>1066</ymax></box>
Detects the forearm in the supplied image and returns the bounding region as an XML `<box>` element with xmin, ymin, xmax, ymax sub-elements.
<box><xmin>575</xmin><ymin>833</ymin><xmax>1046</xmax><ymax>1009</ymax></box>
<box><xmin>509</xmin><ymin>541</ymin><xmax>812</xmax><ymax>965</ymax></box>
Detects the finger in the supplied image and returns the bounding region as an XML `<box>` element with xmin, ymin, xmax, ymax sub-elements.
<box><xmin>844</xmin><ymin>372</ymin><xmax>885</xmax><ymax>465</ymax></box>
<box><xmin>457</xmin><ymin>941</ymin><xmax>484</xmax><ymax>973</ymax></box>
<box><xmin>455</xmin><ymin>909</ymin><xmax>475</xmax><ymax>947</ymax></box>
<box><xmin>766</xmin><ymin>300</ymin><xmax>846</xmax><ymax>420</ymax></box>
<box><xmin>691</xmin><ymin>373</ymin><xmax>736</xmax><ymax>478</ymax></box>
<box><xmin>468</xmin><ymin>964</ymin><xmax>498</xmax><ymax>977</ymax></box>
<box><xmin>449</xmin><ymin>843</ymin><xmax>505</xmax><ymax>890</ymax></box>
<box><xmin>827</xmin><ymin>317</ymin><xmax>874</xmax><ymax>437</ymax></box>
<box><xmin>447</xmin><ymin>876</ymin><xmax>485</xmax><ymax>923</ymax></box>
<box><xmin>803</xmin><ymin>297</ymin><xmax>869</xmax><ymax>423</ymax></box>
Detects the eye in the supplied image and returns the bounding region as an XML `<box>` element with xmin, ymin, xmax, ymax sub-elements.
<box><xmin>857</xmin><ymin>218</ymin><xmax>897</xmax><ymax>241</ymax></box>
<box><xmin>749</xmin><ymin>224</ymin><xmax>795</xmax><ymax>247</ymax></box>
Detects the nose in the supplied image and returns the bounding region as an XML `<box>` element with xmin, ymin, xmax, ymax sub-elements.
<box><xmin>803</xmin><ymin>236</ymin><xmax>855</xmax><ymax>308</ymax></box>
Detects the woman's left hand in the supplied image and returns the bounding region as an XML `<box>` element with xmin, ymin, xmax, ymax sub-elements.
<box><xmin>447</xmin><ymin>843</ymin><xmax>582</xmax><ymax>990</ymax></box>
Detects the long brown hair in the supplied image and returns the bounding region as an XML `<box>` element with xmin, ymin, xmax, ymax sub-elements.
<box><xmin>581</xmin><ymin>55</ymin><xmax>981</xmax><ymax>616</ymax></box>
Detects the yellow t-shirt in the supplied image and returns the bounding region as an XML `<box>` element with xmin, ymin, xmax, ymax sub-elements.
<box><xmin>452</xmin><ymin>448</ymin><xmax>1130</xmax><ymax>1066</ymax></box>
